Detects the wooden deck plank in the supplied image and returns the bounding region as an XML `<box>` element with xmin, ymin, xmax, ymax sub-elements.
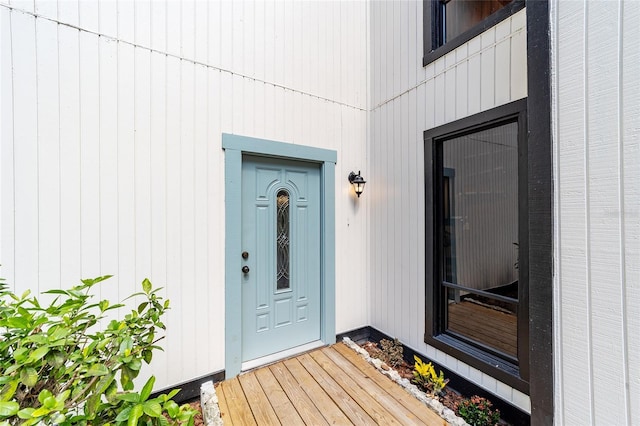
<box><xmin>254</xmin><ymin>366</ymin><xmax>305</xmax><ymax>425</ymax></box>
<box><xmin>297</xmin><ymin>353</ymin><xmax>377</xmax><ymax>425</ymax></box>
<box><xmin>282</xmin><ymin>357</ymin><xmax>354</xmax><ymax>425</ymax></box>
<box><xmin>268</xmin><ymin>362</ymin><xmax>330</xmax><ymax>425</ymax></box>
<box><xmin>219</xmin><ymin>377</ymin><xmax>257</xmax><ymax>425</ymax></box>
<box><xmin>238</xmin><ymin>371</ymin><xmax>281</xmax><ymax>425</ymax></box>
<box><xmin>309</xmin><ymin>349</ymin><xmax>404</xmax><ymax>426</ymax></box>
<box><xmin>333</xmin><ymin>343</ymin><xmax>448</xmax><ymax>426</ymax></box>
<box><xmin>320</xmin><ymin>346</ymin><xmax>426</xmax><ymax>425</ymax></box>
<box><xmin>213</xmin><ymin>382</ymin><xmax>234</xmax><ymax>426</ymax></box>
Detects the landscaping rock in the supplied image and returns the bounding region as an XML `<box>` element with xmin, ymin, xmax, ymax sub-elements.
<box><xmin>200</xmin><ymin>381</ymin><xmax>223</xmax><ymax>426</ymax></box>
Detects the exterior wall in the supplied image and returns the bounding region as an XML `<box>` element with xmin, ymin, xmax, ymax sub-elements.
<box><xmin>368</xmin><ymin>1</ymin><xmax>529</xmax><ymax>412</ymax></box>
<box><xmin>0</xmin><ymin>0</ymin><xmax>369</xmax><ymax>390</ymax></box>
<box><xmin>551</xmin><ymin>1</ymin><xmax>640</xmax><ymax>424</ymax></box>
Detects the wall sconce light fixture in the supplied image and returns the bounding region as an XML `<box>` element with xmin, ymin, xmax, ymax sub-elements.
<box><xmin>348</xmin><ymin>171</ymin><xmax>366</xmax><ymax>198</ymax></box>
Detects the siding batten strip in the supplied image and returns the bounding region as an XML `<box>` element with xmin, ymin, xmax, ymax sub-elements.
<box><xmin>549</xmin><ymin>0</ymin><xmax>564</xmax><ymax>422</ymax></box>
<box><xmin>582</xmin><ymin>1</ymin><xmax>595</xmax><ymax>422</ymax></box>
<box><xmin>34</xmin><ymin>12</ymin><xmax>41</xmax><ymax>290</ymax></box>
<box><xmin>621</xmin><ymin>3</ymin><xmax>640</xmax><ymax>423</ymax></box>
<box><xmin>586</xmin><ymin>1</ymin><xmax>628</xmax><ymax>422</ymax></box>
<box><xmin>616</xmin><ymin>2</ymin><xmax>630</xmax><ymax>423</ymax></box>
<box><xmin>2</xmin><ymin>8</ymin><xmax>14</xmax><ymax>284</ymax></box>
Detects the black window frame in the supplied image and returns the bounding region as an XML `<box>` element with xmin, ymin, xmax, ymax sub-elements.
<box><xmin>423</xmin><ymin>0</ymin><xmax>525</xmax><ymax>66</ymax></box>
<box><xmin>424</xmin><ymin>99</ymin><xmax>529</xmax><ymax>393</ymax></box>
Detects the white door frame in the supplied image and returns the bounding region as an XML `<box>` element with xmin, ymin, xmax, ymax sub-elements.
<box><xmin>222</xmin><ymin>134</ymin><xmax>336</xmax><ymax>378</ymax></box>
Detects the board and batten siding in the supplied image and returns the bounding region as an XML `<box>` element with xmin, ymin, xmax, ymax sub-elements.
<box><xmin>551</xmin><ymin>0</ymin><xmax>640</xmax><ymax>424</ymax></box>
<box><xmin>368</xmin><ymin>2</ymin><xmax>529</xmax><ymax>412</ymax></box>
<box><xmin>0</xmin><ymin>0</ymin><xmax>369</xmax><ymax>390</ymax></box>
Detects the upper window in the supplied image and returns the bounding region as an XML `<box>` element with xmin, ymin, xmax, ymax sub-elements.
<box><xmin>425</xmin><ymin>99</ymin><xmax>529</xmax><ymax>392</ymax></box>
<box><xmin>423</xmin><ymin>0</ymin><xmax>524</xmax><ymax>65</ymax></box>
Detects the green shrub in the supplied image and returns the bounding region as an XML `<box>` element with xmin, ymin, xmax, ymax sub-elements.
<box><xmin>457</xmin><ymin>395</ymin><xmax>500</xmax><ymax>426</ymax></box>
<box><xmin>0</xmin><ymin>275</ymin><xmax>196</xmax><ymax>425</ymax></box>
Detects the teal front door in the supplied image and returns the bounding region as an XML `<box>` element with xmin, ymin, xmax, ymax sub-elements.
<box><xmin>241</xmin><ymin>155</ymin><xmax>321</xmax><ymax>363</ymax></box>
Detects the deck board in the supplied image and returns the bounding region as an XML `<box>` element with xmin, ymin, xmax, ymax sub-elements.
<box><xmin>215</xmin><ymin>343</ymin><xmax>450</xmax><ymax>425</ymax></box>
<box><xmin>297</xmin><ymin>352</ymin><xmax>377</xmax><ymax>425</ymax></box>
<box><xmin>282</xmin><ymin>357</ymin><xmax>354</xmax><ymax>424</ymax></box>
<box><xmin>268</xmin><ymin>362</ymin><xmax>329</xmax><ymax>425</ymax></box>
<box><xmin>309</xmin><ymin>349</ymin><xmax>404</xmax><ymax>425</ymax></box>
<box><xmin>238</xmin><ymin>372</ymin><xmax>281</xmax><ymax>424</ymax></box>
<box><xmin>215</xmin><ymin>383</ymin><xmax>235</xmax><ymax>426</ymax></box>
<box><xmin>221</xmin><ymin>377</ymin><xmax>257</xmax><ymax>425</ymax></box>
<box><xmin>320</xmin><ymin>347</ymin><xmax>429</xmax><ymax>425</ymax></box>
<box><xmin>254</xmin><ymin>367</ymin><xmax>305</xmax><ymax>425</ymax></box>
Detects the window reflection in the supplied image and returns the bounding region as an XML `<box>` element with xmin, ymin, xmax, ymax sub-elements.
<box><xmin>441</xmin><ymin>121</ymin><xmax>519</xmax><ymax>358</ymax></box>
<box><xmin>443</xmin><ymin>0</ymin><xmax>512</xmax><ymax>43</ymax></box>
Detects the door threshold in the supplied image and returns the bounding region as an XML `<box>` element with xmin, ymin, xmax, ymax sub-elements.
<box><xmin>241</xmin><ymin>340</ymin><xmax>325</xmax><ymax>372</ymax></box>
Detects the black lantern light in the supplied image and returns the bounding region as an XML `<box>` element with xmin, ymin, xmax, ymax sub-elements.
<box><xmin>348</xmin><ymin>171</ymin><xmax>366</xmax><ymax>198</ymax></box>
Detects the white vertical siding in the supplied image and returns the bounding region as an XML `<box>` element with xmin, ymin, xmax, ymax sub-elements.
<box><xmin>552</xmin><ymin>0</ymin><xmax>640</xmax><ymax>424</ymax></box>
<box><xmin>2</xmin><ymin>0</ymin><xmax>368</xmax><ymax>110</ymax></box>
<box><xmin>36</xmin><ymin>18</ymin><xmax>61</xmax><ymax>287</ymax></box>
<box><xmin>98</xmin><ymin>35</ymin><xmax>119</xmax><ymax>306</ymax></box>
<box><xmin>1</xmin><ymin>0</ymin><xmax>368</xmax><ymax>390</ymax></box>
<box><xmin>11</xmin><ymin>11</ymin><xmax>39</xmax><ymax>289</ymax></box>
<box><xmin>1</xmin><ymin>6</ymin><xmax>14</xmax><ymax>287</ymax></box>
<box><xmin>369</xmin><ymin>1</ymin><xmax>529</xmax><ymax>412</ymax></box>
<box><xmin>621</xmin><ymin>5</ymin><xmax>640</xmax><ymax>423</ymax></box>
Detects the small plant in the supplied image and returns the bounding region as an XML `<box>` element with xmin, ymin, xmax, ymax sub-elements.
<box><xmin>457</xmin><ymin>395</ymin><xmax>500</xmax><ymax>426</ymax></box>
<box><xmin>412</xmin><ymin>355</ymin><xmax>449</xmax><ymax>395</ymax></box>
<box><xmin>378</xmin><ymin>338</ymin><xmax>404</xmax><ymax>368</ymax></box>
<box><xmin>0</xmin><ymin>275</ymin><xmax>196</xmax><ymax>425</ymax></box>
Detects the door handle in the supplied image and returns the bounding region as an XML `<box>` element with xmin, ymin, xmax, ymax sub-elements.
<box><xmin>242</xmin><ymin>266</ymin><xmax>250</xmax><ymax>274</ymax></box>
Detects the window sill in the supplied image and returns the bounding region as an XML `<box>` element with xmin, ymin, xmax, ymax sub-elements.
<box><xmin>424</xmin><ymin>333</ymin><xmax>529</xmax><ymax>394</ymax></box>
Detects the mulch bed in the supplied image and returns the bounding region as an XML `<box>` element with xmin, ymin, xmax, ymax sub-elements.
<box><xmin>359</xmin><ymin>340</ymin><xmax>510</xmax><ymax>426</ymax></box>
<box><xmin>186</xmin><ymin>400</ymin><xmax>204</xmax><ymax>426</ymax></box>
<box><xmin>360</xmin><ymin>341</ymin><xmax>467</xmax><ymax>415</ymax></box>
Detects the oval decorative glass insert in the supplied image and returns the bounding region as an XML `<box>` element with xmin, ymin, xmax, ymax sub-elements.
<box><xmin>276</xmin><ymin>190</ymin><xmax>290</xmax><ymax>290</ymax></box>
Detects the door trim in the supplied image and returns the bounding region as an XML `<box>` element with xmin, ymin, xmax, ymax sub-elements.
<box><xmin>222</xmin><ymin>134</ymin><xmax>337</xmax><ymax>378</ymax></box>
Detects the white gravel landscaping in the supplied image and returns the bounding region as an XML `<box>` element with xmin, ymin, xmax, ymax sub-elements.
<box><xmin>200</xmin><ymin>380</ymin><xmax>223</xmax><ymax>426</ymax></box>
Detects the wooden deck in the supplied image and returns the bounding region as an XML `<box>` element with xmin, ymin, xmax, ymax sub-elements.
<box><xmin>215</xmin><ymin>343</ymin><xmax>448</xmax><ymax>425</ymax></box>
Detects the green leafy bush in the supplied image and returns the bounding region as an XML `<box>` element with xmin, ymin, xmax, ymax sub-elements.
<box><xmin>378</xmin><ymin>338</ymin><xmax>404</xmax><ymax>369</ymax></box>
<box><xmin>457</xmin><ymin>395</ymin><xmax>500</xmax><ymax>426</ymax></box>
<box><xmin>412</xmin><ymin>355</ymin><xmax>449</xmax><ymax>396</ymax></box>
<box><xmin>0</xmin><ymin>275</ymin><xmax>196</xmax><ymax>425</ymax></box>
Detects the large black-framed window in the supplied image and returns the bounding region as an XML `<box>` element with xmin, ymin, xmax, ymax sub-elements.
<box><xmin>423</xmin><ymin>0</ymin><xmax>525</xmax><ymax>66</ymax></box>
<box><xmin>425</xmin><ymin>99</ymin><xmax>529</xmax><ymax>393</ymax></box>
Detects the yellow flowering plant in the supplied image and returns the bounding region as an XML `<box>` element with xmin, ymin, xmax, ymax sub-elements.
<box><xmin>412</xmin><ymin>355</ymin><xmax>449</xmax><ymax>395</ymax></box>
